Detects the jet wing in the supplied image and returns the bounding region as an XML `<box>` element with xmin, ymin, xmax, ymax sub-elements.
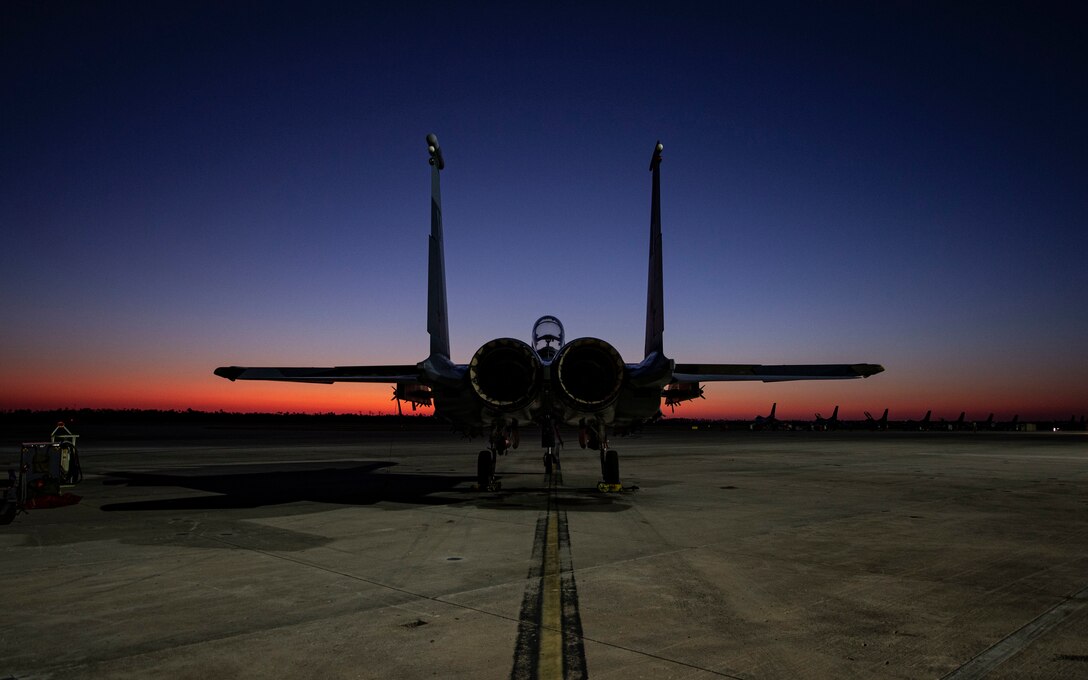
<box><xmin>672</xmin><ymin>363</ymin><xmax>884</xmax><ymax>382</ymax></box>
<box><xmin>214</xmin><ymin>365</ymin><xmax>421</xmax><ymax>384</ymax></box>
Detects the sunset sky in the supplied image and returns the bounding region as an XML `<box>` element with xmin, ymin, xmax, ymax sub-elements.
<box><xmin>3</xmin><ymin>2</ymin><xmax>1086</xmax><ymax>422</ymax></box>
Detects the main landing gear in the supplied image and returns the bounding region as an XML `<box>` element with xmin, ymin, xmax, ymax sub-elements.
<box><xmin>477</xmin><ymin>449</ymin><xmax>499</xmax><ymax>491</ymax></box>
<box><xmin>476</xmin><ymin>421</ymin><xmax>517</xmax><ymax>491</ymax></box>
<box><xmin>474</xmin><ymin>418</ymin><xmax>625</xmax><ymax>492</ymax></box>
<box><xmin>596</xmin><ymin>448</ymin><xmax>622</xmax><ymax>492</ymax></box>
<box><xmin>580</xmin><ymin>420</ymin><xmax>622</xmax><ymax>492</ymax></box>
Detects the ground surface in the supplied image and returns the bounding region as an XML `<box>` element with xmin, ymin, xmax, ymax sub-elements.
<box><xmin>2</xmin><ymin>426</ymin><xmax>1086</xmax><ymax>679</ymax></box>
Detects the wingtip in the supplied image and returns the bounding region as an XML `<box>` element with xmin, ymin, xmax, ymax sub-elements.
<box><xmin>856</xmin><ymin>363</ymin><xmax>885</xmax><ymax>377</ymax></box>
<box><xmin>214</xmin><ymin>366</ymin><xmax>244</xmax><ymax>381</ymax></box>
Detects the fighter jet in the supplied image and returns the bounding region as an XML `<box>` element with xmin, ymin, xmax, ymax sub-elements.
<box><xmin>908</xmin><ymin>410</ymin><xmax>933</xmax><ymax>431</ymax></box>
<box><xmin>216</xmin><ymin>136</ymin><xmax>883</xmax><ymax>491</ymax></box>
<box><xmin>813</xmin><ymin>405</ymin><xmax>840</xmax><ymax>431</ymax></box>
<box><xmin>751</xmin><ymin>402</ymin><xmax>783</xmax><ymax>431</ymax></box>
<box><xmin>864</xmin><ymin>408</ymin><xmax>889</xmax><ymax>431</ymax></box>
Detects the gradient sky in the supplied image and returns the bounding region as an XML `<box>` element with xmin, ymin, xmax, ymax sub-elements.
<box><xmin>3</xmin><ymin>2</ymin><xmax>1086</xmax><ymax>421</ymax></box>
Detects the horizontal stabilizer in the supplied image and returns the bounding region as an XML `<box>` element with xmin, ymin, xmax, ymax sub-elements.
<box><xmin>673</xmin><ymin>363</ymin><xmax>884</xmax><ymax>382</ymax></box>
<box><xmin>214</xmin><ymin>365</ymin><xmax>421</xmax><ymax>383</ymax></box>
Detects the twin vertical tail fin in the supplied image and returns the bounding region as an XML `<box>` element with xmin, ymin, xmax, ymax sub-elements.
<box><xmin>428</xmin><ymin>136</ymin><xmax>663</xmax><ymax>363</ymax></box>
<box><xmin>645</xmin><ymin>141</ymin><xmax>665</xmax><ymax>359</ymax></box>
<box><xmin>426</xmin><ymin>134</ymin><xmax>451</xmax><ymax>359</ymax></box>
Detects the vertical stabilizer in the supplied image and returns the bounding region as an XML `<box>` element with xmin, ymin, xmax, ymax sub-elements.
<box><xmin>645</xmin><ymin>141</ymin><xmax>665</xmax><ymax>358</ymax></box>
<box><xmin>426</xmin><ymin>134</ymin><xmax>450</xmax><ymax>358</ymax></box>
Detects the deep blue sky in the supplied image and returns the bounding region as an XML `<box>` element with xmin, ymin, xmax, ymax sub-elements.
<box><xmin>3</xmin><ymin>2</ymin><xmax>1086</xmax><ymax>419</ymax></box>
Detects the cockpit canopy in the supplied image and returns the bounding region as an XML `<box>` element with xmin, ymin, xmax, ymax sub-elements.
<box><xmin>532</xmin><ymin>315</ymin><xmax>564</xmax><ymax>362</ymax></box>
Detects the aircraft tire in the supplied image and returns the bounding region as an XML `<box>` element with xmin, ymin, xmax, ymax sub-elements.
<box><xmin>477</xmin><ymin>450</ymin><xmax>494</xmax><ymax>489</ymax></box>
<box><xmin>603</xmin><ymin>450</ymin><xmax>619</xmax><ymax>484</ymax></box>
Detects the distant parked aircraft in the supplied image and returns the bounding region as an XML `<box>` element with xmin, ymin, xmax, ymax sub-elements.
<box><xmin>934</xmin><ymin>411</ymin><xmax>967</xmax><ymax>431</ymax></box>
<box><xmin>813</xmin><ymin>405</ymin><xmax>840</xmax><ymax>431</ymax></box>
<box><xmin>864</xmin><ymin>408</ymin><xmax>889</xmax><ymax>431</ymax></box>
<box><xmin>908</xmin><ymin>410</ymin><xmax>932</xmax><ymax>431</ymax></box>
<box><xmin>751</xmin><ymin>403</ymin><xmax>783</xmax><ymax>430</ymax></box>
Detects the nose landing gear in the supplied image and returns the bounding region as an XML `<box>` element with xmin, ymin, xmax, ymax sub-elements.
<box><xmin>541</xmin><ymin>417</ymin><xmax>561</xmax><ymax>476</ymax></box>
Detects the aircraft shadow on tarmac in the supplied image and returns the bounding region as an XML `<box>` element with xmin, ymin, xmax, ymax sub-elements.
<box><xmin>99</xmin><ymin>461</ymin><xmax>473</xmax><ymax>511</ymax></box>
<box><xmin>98</xmin><ymin>461</ymin><xmax>632</xmax><ymax>513</ymax></box>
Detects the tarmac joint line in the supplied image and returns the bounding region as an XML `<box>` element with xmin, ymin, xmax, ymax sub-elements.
<box><xmin>941</xmin><ymin>582</ymin><xmax>1088</xmax><ymax>679</ymax></box>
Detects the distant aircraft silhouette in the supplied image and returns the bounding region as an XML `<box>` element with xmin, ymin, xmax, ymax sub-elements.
<box><xmin>908</xmin><ymin>410</ymin><xmax>932</xmax><ymax>431</ymax></box>
<box><xmin>813</xmin><ymin>405</ymin><xmax>839</xmax><ymax>430</ymax></box>
<box><xmin>931</xmin><ymin>411</ymin><xmax>968</xmax><ymax>431</ymax></box>
<box><xmin>864</xmin><ymin>408</ymin><xmax>889</xmax><ymax>431</ymax></box>
<box><xmin>216</xmin><ymin>136</ymin><xmax>883</xmax><ymax>490</ymax></box>
<box><xmin>751</xmin><ymin>403</ymin><xmax>783</xmax><ymax>430</ymax></box>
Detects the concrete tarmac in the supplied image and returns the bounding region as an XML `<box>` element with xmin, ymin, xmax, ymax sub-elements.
<box><xmin>2</xmin><ymin>428</ymin><xmax>1087</xmax><ymax>679</ymax></box>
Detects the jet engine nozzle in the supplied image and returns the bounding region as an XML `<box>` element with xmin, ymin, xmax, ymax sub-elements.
<box><xmin>469</xmin><ymin>338</ymin><xmax>541</xmax><ymax>411</ymax></box>
<box><xmin>554</xmin><ymin>337</ymin><xmax>626</xmax><ymax>410</ymax></box>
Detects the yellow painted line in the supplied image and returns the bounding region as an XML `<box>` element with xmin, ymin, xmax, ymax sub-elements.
<box><xmin>538</xmin><ymin>505</ymin><xmax>563</xmax><ymax>678</ymax></box>
<box><xmin>537</xmin><ymin>471</ymin><xmax>564</xmax><ymax>679</ymax></box>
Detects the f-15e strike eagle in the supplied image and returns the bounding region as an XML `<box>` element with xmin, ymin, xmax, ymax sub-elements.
<box><xmin>216</xmin><ymin>135</ymin><xmax>883</xmax><ymax>491</ymax></box>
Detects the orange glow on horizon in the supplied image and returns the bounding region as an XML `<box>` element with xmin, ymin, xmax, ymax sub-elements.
<box><xmin>1</xmin><ymin>381</ymin><xmax>1079</xmax><ymax>422</ymax></box>
<box><xmin>1</xmin><ymin>363</ymin><xmax>1082</xmax><ymax>421</ymax></box>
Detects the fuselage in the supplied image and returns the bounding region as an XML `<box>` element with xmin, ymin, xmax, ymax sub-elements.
<box><xmin>426</xmin><ymin>314</ymin><xmax>670</xmax><ymax>435</ymax></box>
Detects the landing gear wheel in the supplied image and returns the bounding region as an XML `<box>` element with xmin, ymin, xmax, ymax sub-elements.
<box><xmin>596</xmin><ymin>450</ymin><xmax>621</xmax><ymax>492</ymax></box>
<box><xmin>603</xmin><ymin>450</ymin><xmax>619</xmax><ymax>483</ymax></box>
<box><xmin>542</xmin><ymin>451</ymin><xmax>561</xmax><ymax>475</ymax></box>
<box><xmin>477</xmin><ymin>450</ymin><xmax>498</xmax><ymax>491</ymax></box>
